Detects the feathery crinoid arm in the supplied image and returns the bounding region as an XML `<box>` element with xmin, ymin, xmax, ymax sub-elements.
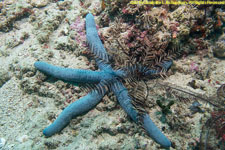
<box><xmin>144</xmin><ymin>60</ymin><xmax>173</xmax><ymax>76</ymax></box>
<box><xmin>34</xmin><ymin>61</ymin><xmax>104</xmax><ymax>84</ymax></box>
<box><xmin>122</xmin><ymin>60</ymin><xmax>173</xmax><ymax>80</ymax></box>
<box><xmin>111</xmin><ymin>80</ymin><xmax>171</xmax><ymax>148</ymax></box>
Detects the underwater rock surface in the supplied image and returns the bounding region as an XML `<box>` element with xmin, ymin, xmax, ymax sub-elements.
<box><xmin>0</xmin><ymin>0</ymin><xmax>224</xmax><ymax>149</ymax></box>
<box><xmin>213</xmin><ymin>33</ymin><xmax>225</xmax><ymax>58</ymax></box>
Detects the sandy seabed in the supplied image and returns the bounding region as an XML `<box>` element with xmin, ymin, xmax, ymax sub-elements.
<box><xmin>0</xmin><ymin>0</ymin><xmax>224</xmax><ymax>150</ymax></box>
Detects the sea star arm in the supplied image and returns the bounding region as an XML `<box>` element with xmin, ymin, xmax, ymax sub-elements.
<box><xmin>43</xmin><ymin>88</ymin><xmax>106</xmax><ymax>137</ymax></box>
<box><xmin>111</xmin><ymin>80</ymin><xmax>139</xmax><ymax>122</ymax></box>
<box><xmin>34</xmin><ymin>61</ymin><xmax>106</xmax><ymax>84</ymax></box>
<box><xmin>141</xmin><ymin>114</ymin><xmax>171</xmax><ymax>148</ymax></box>
<box><xmin>111</xmin><ymin>80</ymin><xmax>171</xmax><ymax>148</ymax></box>
<box><xmin>34</xmin><ymin>61</ymin><xmax>109</xmax><ymax>137</ymax></box>
<box><xmin>85</xmin><ymin>13</ymin><xmax>110</xmax><ymax>69</ymax></box>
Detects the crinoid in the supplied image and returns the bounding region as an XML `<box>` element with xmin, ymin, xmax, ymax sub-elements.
<box><xmin>199</xmin><ymin>84</ymin><xmax>225</xmax><ymax>150</ymax></box>
<box><xmin>199</xmin><ymin>109</ymin><xmax>225</xmax><ymax>150</ymax></box>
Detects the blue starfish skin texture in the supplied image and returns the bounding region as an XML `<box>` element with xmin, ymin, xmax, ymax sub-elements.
<box><xmin>34</xmin><ymin>13</ymin><xmax>172</xmax><ymax>148</ymax></box>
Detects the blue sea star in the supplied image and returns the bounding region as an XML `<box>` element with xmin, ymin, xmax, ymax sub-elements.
<box><xmin>34</xmin><ymin>13</ymin><xmax>172</xmax><ymax>148</ymax></box>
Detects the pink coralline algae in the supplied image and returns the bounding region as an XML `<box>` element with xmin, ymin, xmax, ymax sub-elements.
<box><xmin>122</xmin><ymin>8</ymin><xmax>129</xmax><ymax>14</ymax></box>
<box><xmin>70</xmin><ymin>17</ymin><xmax>87</xmax><ymax>47</ymax></box>
<box><xmin>190</xmin><ymin>62</ymin><xmax>199</xmax><ymax>72</ymax></box>
<box><xmin>70</xmin><ymin>16</ymin><xmax>100</xmax><ymax>47</ymax></box>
